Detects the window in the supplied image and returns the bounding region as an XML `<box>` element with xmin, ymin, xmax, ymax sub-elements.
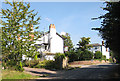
<box><xmin>45</xmin><ymin>45</ymin><xmax>47</xmax><ymax>50</ymax></box>
<box><xmin>95</xmin><ymin>46</ymin><xmax>98</xmax><ymax>49</ymax></box>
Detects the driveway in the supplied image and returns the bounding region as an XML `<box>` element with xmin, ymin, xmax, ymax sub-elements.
<box><xmin>23</xmin><ymin>63</ymin><xmax>120</xmax><ymax>79</ymax></box>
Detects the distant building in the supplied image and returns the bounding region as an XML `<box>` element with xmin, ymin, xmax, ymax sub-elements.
<box><xmin>88</xmin><ymin>42</ymin><xmax>110</xmax><ymax>59</ymax></box>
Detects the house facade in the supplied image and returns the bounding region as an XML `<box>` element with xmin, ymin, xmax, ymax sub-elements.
<box><xmin>34</xmin><ymin>24</ymin><xmax>64</xmax><ymax>60</ymax></box>
<box><xmin>88</xmin><ymin>42</ymin><xmax>110</xmax><ymax>59</ymax></box>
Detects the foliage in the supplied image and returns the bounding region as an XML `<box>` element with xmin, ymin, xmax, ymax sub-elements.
<box><xmin>94</xmin><ymin>51</ymin><xmax>102</xmax><ymax>59</ymax></box>
<box><xmin>33</xmin><ymin>60</ymin><xmax>56</xmax><ymax>69</ymax></box>
<box><xmin>23</xmin><ymin>58</ymin><xmax>63</xmax><ymax>70</ymax></box>
<box><xmin>77</xmin><ymin>37</ymin><xmax>92</xmax><ymax>51</ymax></box>
<box><xmin>92</xmin><ymin>1</ymin><xmax>120</xmax><ymax>63</ymax></box>
<box><xmin>75</xmin><ymin>37</ymin><xmax>93</xmax><ymax>61</ymax></box>
<box><xmin>1</xmin><ymin>0</ymin><xmax>40</xmax><ymax>70</ymax></box>
<box><xmin>54</xmin><ymin>53</ymin><xmax>66</xmax><ymax>69</ymax></box>
<box><xmin>109</xmin><ymin>57</ymin><xmax>114</xmax><ymax>63</ymax></box>
<box><xmin>54</xmin><ymin>53</ymin><xmax>65</xmax><ymax>60</ymax></box>
<box><xmin>102</xmin><ymin>55</ymin><xmax>106</xmax><ymax>61</ymax></box>
<box><xmin>22</xmin><ymin>60</ymin><xmax>39</xmax><ymax>68</ymax></box>
<box><xmin>17</xmin><ymin>61</ymin><xmax>24</xmax><ymax>72</ymax></box>
<box><xmin>62</xmin><ymin>33</ymin><xmax>73</xmax><ymax>51</ymax></box>
<box><xmin>81</xmin><ymin>50</ymin><xmax>93</xmax><ymax>60</ymax></box>
<box><xmin>65</xmin><ymin>49</ymin><xmax>78</xmax><ymax>62</ymax></box>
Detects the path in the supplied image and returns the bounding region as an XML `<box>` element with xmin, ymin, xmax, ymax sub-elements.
<box><xmin>23</xmin><ymin>63</ymin><xmax>120</xmax><ymax>79</ymax></box>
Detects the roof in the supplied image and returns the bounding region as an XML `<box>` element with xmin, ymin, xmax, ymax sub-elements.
<box><xmin>41</xmin><ymin>31</ymin><xmax>65</xmax><ymax>40</ymax></box>
<box><xmin>87</xmin><ymin>43</ymin><xmax>102</xmax><ymax>47</ymax></box>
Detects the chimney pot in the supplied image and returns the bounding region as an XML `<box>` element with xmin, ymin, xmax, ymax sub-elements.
<box><xmin>102</xmin><ymin>41</ymin><xmax>104</xmax><ymax>46</ymax></box>
<box><xmin>49</xmin><ymin>24</ymin><xmax>55</xmax><ymax>29</ymax></box>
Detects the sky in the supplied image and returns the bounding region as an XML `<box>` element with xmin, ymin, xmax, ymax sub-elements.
<box><xmin>1</xmin><ymin>1</ymin><xmax>107</xmax><ymax>47</ymax></box>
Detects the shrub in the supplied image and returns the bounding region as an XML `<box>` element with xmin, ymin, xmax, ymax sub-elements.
<box><xmin>109</xmin><ymin>57</ymin><xmax>113</xmax><ymax>63</ymax></box>
<box><xmin>34</xmin><ymin>60</ymin><xmax>57</xmax><ymax>70</ymax></box>
<box><xmin>54</xmin><ymin>53</ymin><xmax>65</xmax><ymax>60</ymax></box>
<box><xmin>22</xmin><ymin>60</ymin><xmax>39</xmax><ymax>68</ymax></box>
<box><xmin>2</xmin><ymin>59</ymin><xmax>24</xmax><ymax>71</ymax></box>
<box><xmin>81</xmin><ymin>50</ymin><xmax>93</xmax><ymax>60</ymax></box>
<box><xmin>16</xmin><ymin>61</ymin><xmax>24</xmax><ymax>72</ymax></box>
<box><xmin>102</xmin><ymin>55</ymin><xmax>106</xmax><ymax>61</ymax></box>
<box><xmin>65</xmin><ymin>50</ymin><xmax>78</xmax><ymax>62</ymax></box>
<box><xmin>94</xmin><ymin>51</ymin><xmax>102</xmax><ymax>59</ymax></box>
<box><xmin>54</xmin><ymin>53</ymin><xmax>65</xmax><ymax>69</ymax></box>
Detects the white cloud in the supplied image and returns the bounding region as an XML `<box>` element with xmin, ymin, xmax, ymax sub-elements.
<box><xmin>45</xmin><ymin>17</ymin><xmax>52</xmax><ymax>22</ymax></box>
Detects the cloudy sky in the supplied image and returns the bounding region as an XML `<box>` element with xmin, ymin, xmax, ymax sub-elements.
<box><xmin>1</xmin><ymin>1</ymin><xmax>107</xmax><ymax>47</ymax></box>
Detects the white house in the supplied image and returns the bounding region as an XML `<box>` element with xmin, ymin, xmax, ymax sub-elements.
<box><xmin>88</xmin><ymin>42</ymin><xmax>110</xmax><ymax>59</ymax></box>
<box><xmin>34</xmin><ymin>24</ymin><xmax>64</xmax><ymax>60</ymax></box>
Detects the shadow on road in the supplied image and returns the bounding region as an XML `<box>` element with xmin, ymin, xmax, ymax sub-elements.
<box><xmin>24</xmin><ymin>64</ymin><xmax>120</xmax><ymax>80</ymax></box>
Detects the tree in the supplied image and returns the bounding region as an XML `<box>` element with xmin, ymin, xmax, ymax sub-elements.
<box><xmin>62</xmin><ymin>33</ymin><xmax>73</xmax><ymax>51</ymax></box>
<box><xmin>65</xmin><ymin>49</ymin><xmax>78</xmax><ymax>62</ymax></box>
<box><xmin>92</xmin><ymin>1</ymin><xmax>120</xmax><ymax>63</ymax></box>
<box><xmin>76</xmin><ymin>37</ymin><xmax>93</xmax><ymax>61</ymax></box>
<box><xmin>81</xmin><ymin>50</ymin><xmax>93</xmax><ymax>60</ymax></box>
<box><xmin>0</xmin><ymin>0</ymin><xmax>40</xmax><ymax>70</ymax></box>
<box><xmin>77</xmin><ymin>37</ymin><xmax>91</xmax><ymax>51</ymax></box>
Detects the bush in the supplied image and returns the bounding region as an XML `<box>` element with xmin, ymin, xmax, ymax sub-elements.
<box><xmin>94</xmin><ymin>51</ymin><xmax>102</xmax><ymax>59</ymax></box>
<box><xmin>81</xmin><ymin>50</ymin><xmax>93</xmax><ymax>60</ymax></box>
<box><xmin>34</xmin><ymin>60</ymin><xmax>58</xmax><ymax>70</ymax></box>
<box><xmin>65</xmin><ymin>50</ymin><xmax>78</xmax><ymax>62</ymax></box>
<box><xmin>54</xmin><ymin>53</ymin><xmax>65</xmax><ymax>69</ymax></box>
<box><xmin>16</xmin><ymin>61</ymin><xmax>24</xmax><ymax>72</ymax></box>
<box><xmin>22</xmin><ymin>60</ymin><xmax>39</xmax><ymax>68</ymax></box>
<box><xmin>54</xmin><ymin>53</ymin><xmax>65</xmax><ymax>60</ymax></box>
<box><xmin>2</xmin><ymin>59</ymin><xmax>24</xmax><ymax>71</ymax></box>
<box><xmin>109</xmin><ymin>57</ymin><xmax>113</xmax><ymax>63</ymax></box>
<box><xmin>102</xmin><ymin>55</ymin><xmax>106</xmax><ymax>61</ymax></box>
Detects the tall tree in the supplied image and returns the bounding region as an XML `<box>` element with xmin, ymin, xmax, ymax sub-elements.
<box><xmin>62</xmin><ymin>33</ymin><xmax>73</xmax><ymax>51</ymax></box>
<box><xmin>76</xmin><ymin>37</ymin><xmax>93</xmax><ymax>60</ymax></box>
<box><xmin>77</xmin><ymin>37</ymin><xmax>91</xmax><ymax>51</ymax></box>
<box><xmin>92</xmin><ymin>1</ymin><xmax>120</xmax><ymax>63</ymax></box>
<box><xmin>0</xmin><ymin>0</ymin><xmax>40</xmax><ymax>70</ymax></box>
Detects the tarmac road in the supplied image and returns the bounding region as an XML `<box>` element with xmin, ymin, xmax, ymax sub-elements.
<box><xmin>24</xmin><ymin>63</ymin><xmax>120</xmax><ymax>79</ymax></box>
<box><xmin>46</xmin><ymin>63</ymin><xmax>120</xmax><ymax>79</ymax></box>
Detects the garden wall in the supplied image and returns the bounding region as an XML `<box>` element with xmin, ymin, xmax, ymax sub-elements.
<box><xmin>69</xmin><ymin>60</ymin><xmax>109</xmax><ymax>65</ymax></box>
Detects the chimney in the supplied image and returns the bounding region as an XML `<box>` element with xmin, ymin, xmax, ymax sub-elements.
<box><xmin>102</xmin><ymin>41</ymin><xmax>104</xmax><ymax>46</ymax></box>
<box><xmin>49</xmin><ymin>24</ymin><xmax>55</xmax><ymax>29</ymax></box>
<box><xmin>49</xmin><ymin>24</ymin><xmax>56</xmax><ymax>38</ymax></box>
<box><xmin>106</xmin><ymin>48</ymin><xmax>108</xmax><ymax>52</ymax></box>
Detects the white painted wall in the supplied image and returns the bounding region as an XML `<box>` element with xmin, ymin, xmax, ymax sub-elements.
<box><xmin>50</xmin><ymin>34</ymin><xmax>64</xmax><ymax>53</ymax></box>
<box><xmin>45</xmin><ymin>55</ymin><xmax>55</xmax><ymax>61</ymax></box>
<box><xmin>102</xmin><ymin>46</ymin><xmax>110</xmax><ymax>59</ymax></box>
<box><xmin>88</xmin><ymin>45</ymin><xmax>110</xmax><ymax>59</ymax></box>
<box><xmin>88</xmin><ymin>46</ymin><xmax>102</xmax><ymax>53</ymax></box>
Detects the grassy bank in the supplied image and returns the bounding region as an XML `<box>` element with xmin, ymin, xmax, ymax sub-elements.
<box><xmin>2</xmin><ymin>69</ymin><xmax>40</xmax><ymax>79</ymax></box>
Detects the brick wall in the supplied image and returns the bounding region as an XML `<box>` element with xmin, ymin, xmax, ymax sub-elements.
<box><xmin>69</xmin><ymin>60</ymin><xmax>109</xmax><ymax>65</ymax></box>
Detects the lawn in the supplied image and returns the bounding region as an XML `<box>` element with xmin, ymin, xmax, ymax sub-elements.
<box><xmin>2</xmin><ymin>69</ymin><xmax>40</xmax><ymax>79</ymax></box>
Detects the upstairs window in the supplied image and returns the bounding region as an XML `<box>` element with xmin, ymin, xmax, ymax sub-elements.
<box><xmin>95</xmin><ymin>46</ymin><xmax>98</xmax><ymax>49</ymax></box>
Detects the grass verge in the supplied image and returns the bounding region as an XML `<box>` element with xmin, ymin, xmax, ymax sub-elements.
<box><xmin>2</xmin><ymin>69</ymin><xmax>40</xmax><ymax>79</ymax></box>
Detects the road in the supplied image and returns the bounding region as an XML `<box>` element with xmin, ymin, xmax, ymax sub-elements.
<box><xmin>24</xmin><ymin>63</ymin><xmax>120</xmax><ymax>79</ymax></box>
